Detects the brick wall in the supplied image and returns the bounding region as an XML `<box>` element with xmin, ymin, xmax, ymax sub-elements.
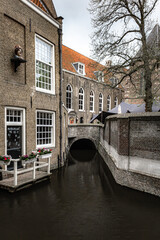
<box><xmin>0</xmin><ymin>0</ymin><xmax>63</xmax><ymax>167</ymax></box>
<box><xmin>62</xmin><ymin>70</ymin><xmax>123</xmax><ymax>124</ymax></box>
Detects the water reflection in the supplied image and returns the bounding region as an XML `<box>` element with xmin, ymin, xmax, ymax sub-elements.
<box><xmin>0</xmin><ymin>150</ymin><xmax>160</xmax><ymax>240</ymax></box>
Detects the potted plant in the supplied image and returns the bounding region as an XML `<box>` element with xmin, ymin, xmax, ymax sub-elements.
<box><xmin>0</xmin><ymin>155</ymin><xmax>11</xmax><ymax>165</ymax></box>
<box><xmin>37</xmin><ymin>148</ymin><xmax>52</xmax><ymax>159</ymax></box>
<box><xmin>20</xmin><ymin>152</ymin><xmax>37</xmax><ymax>165</ymax></box>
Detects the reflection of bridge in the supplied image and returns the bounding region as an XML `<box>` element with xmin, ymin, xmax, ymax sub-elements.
<box><xmin>68</xmin><ymin>124</ymin><xmax>103</xmax><ymax>149</ymax></box>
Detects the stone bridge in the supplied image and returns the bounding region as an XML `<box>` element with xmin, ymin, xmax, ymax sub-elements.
<box><xmin>68</xmin><ymin>124</ymin><xmax>103</xmax><ymax>149</ymax></box>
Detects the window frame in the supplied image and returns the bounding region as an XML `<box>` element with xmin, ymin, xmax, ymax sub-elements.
<box><xmin>36</xmin><ymin>110</ymin><xmax>55</xmax><ymax>149</ymax></box>
<box><xmin>5</xmin><ymin>107</ymin><xmax>26</xmax><ymax>156</ymax></box>
<box><xmin>99</xmin><ymin>93</ymin><xmax>103</xmax><ymax>112</ymax></box>
<box><xmin>35</xmin><ymin>34</ymin><xmax>55</xmax><ymax>95</ymax></box>
<box><xmin>114</xmin><ymin>97</ymin><xmax>118</xmax><ymax>107</ymax></box>
<box><xmin>66</xmin><ymin>84</ymin><xmax>72</xmax><ymax>110</ymax></box>
<box><xmin>79</xmin><ymin>87</ymin><xmax>84</xmax><ymax>111</ymax></box>
<box><xmin>89</xmin><ymin>91</ymin><xmax>94</xmax><ymax>112</ymax></box>
<box><xmin>107</xmin><ymin>95</ymin><xmax>111</xmax><ymax>111</ymax></box>
<box><xmin>73</xmin><ymin>62</ymin><xmax>85</xmax><ymax>75</ymax></box>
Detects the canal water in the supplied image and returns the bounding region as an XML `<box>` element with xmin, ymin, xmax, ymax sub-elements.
<box><xmin>1</xmin><ymin>144</ymin><xmax>160</xmax><ymax>240</ymax></box>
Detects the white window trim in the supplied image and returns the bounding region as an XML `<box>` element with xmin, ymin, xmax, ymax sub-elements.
<box><xmin>5</xmin><ymin>107</ymin><xmax>26</xmax><ymax>156</ymax></box>
<box><xmin>90</xmin><ymin>91</ymin><xmax>94</xmax><ymax>113</ymax></box>
<box><xmin>66</xmin><ymin>84</ymin><xmax>72</xmax><ymax>110</ymax></box>
<box><xmin>73</xmin><ymin>62</ymin><xmax>86</xmax><ymax>75</ymax></box>
<box><xmin>107</xmin><ymin>95</ymin><xmax>111</xmax><ymax>111</ymax></box>
<box><xmin>114</xmin><ymin>97</ymin><xmax>118</xmax><ymax>107</ymax></box>
<box><xmin>36</xmin><ymin>110</ymin><xmax>55</xmax><ymax>149</ymax></box>
<box><xmin>35</xmin><ymin>34</ymin><xmax>55</xmax><ymax>95</ymax></box>
<box><xmin>98</xmin><ymin>71</ymin><xmax>104</xmax><ymax>82</ymax></box>
<box><xmin>79</xmin><ymin>88</ymin><xmax>84</xmax><ymax>111</ymax></box>
<box><xmin>99</xmin><ymin>93</ymin><xmax>103</xmax><ymax>113</ymax></box>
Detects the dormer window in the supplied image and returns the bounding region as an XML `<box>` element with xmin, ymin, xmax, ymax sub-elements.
<box><xmin>94</xmin><ymin>71</ymin><xmax>104</xmax><ymax>82</ymax></box>
<box><xmin>73</xmin><ymin>62</ymin><xmax>85</xmax><ymax>75</ymax></box>
<box><xmin>110</xmin><ymin>77</ymin><xmax>119</xmax><ymax>87</ymax></box>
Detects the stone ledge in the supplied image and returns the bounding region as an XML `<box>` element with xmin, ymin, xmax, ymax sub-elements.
<box><xmin>107</xmin><ymin>112</ymin><xmax>160</xmax><ymax>120</ymax></box>
<box><xmin>98</xmin><ymin>143</ymin><xmax>160</xmax><ymax>197</ymax></box>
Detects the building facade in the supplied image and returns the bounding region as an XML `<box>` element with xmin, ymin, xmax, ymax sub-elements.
<box><xmin>0</xmin><ymin>0</ymin><xmax>67</xmax><ymax>168</ymax></box>
<box><xmin>62</xmin><ymin>46</ymin><xmax>124</xmax><ymax>124</ymax></box>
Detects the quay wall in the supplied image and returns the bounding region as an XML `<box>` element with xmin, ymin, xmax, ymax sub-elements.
<box><xmin>99</xmin><ymin>112</ymin><xmax>160</xmax><ymax>197</ymax></box>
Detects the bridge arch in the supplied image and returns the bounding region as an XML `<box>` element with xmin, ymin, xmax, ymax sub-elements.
<box><xmin>68</xmin><ymin>124</ymin><xmax>103</xmax><ymax>151</ymax></box>
<box><xmin>69</xmin><ymin>137</ymin><xmax>97</xmax><ymax>150</ymax></box>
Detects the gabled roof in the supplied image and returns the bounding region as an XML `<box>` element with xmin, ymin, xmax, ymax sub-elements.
<box><xmin>62</xmin><ymin>45</ymin><xmax>109</xmax><ymax>81</ymax></box>
<box><xmin>137</xmin><ymin>24</ymin><xmax>160</xmax><ymax>57</ymax></box>
<box><xmin>147</xmin><ymin>24</ymin><xmax>160</xmax><ymax>47</ymax></box>
<box><xmin>30</xmin><ymin>0</ymin><xmax>57</xmax><ymax>18</ymax></box>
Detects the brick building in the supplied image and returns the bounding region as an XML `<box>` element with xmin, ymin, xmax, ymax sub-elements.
<box><xmin>0</xmin><ymin>0</ymin><xmax>68</xmax><ymax>168</ymax></box>
<box><xmin>62</xmin><ymin>45</ymin><xmax>124</xmax><ymax>124</ymax></box>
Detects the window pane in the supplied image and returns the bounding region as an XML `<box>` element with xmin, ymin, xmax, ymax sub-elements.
<box><xmin>37</xmin><ymin>111</ymin><xmax>53</xmax><ymax>146</ymax></box>
<box><xmin>36</xmin><ymin>36</ymin><xmax>53</xmax><ymax>92</ymax></box>
<box><xmin>6</xmin><ymin>110</ymin><xmax>22</xmax><ymax>123</ymax></box>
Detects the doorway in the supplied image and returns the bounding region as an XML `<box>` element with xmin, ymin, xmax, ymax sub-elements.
<box><xmin>5</xmin><ymin>108</ymin><xmax>25</xmax><ymax>168</ymax></box>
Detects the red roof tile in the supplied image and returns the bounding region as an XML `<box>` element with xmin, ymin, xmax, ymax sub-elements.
<box><xmin>62</xmin><ymin>45</ymin><xmax>109</xmax><ymax>82</ymax></box>
<box><xmin>30</xmin><ymin>0</ymin><xmax>48</xmax><ymax>13</ymax></box>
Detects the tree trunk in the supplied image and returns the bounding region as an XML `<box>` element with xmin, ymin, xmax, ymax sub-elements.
<box><xmin>144</xmin><ymin>68</ymin><xmax>153</xmax><ymax>112</ymax></box>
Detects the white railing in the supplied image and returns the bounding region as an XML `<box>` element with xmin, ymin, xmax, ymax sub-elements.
<box><xmin>0</xmin><ymin>155</ymin><xmax>51</xmax><ymax>186</ymax></box>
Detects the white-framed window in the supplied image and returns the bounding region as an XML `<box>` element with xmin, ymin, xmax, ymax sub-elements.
<box><xmin>114</xmin><ymin>97</ymin><xmax>118</xmax><ymax>107</ymax></box>
<box><xmin>107</xmin><ymin>95</ymin><xmax>111</xmax><ymax>111</ymax></box>
<box><xmin>73</xmin><ymin>62</ymin><xmax>85</xmax><ymax>75</ymax></box>
<box><xmin>110</xmin><ymin>77</ymin><xmax>119</xmax><ymax>87</ymax></box>
<box><xmin>66</xmin><ymin>84</ymin><xmax>72</xmax><ymax>109</ymax></box>
<box><xmin>35</xmin><ymin>35</ymin><xmax>55</xmax><ymax>94</ymax></box>
<box><xmin>90</xmin><ymin>91</ymin><xmax>94</xmax><ymax>112</ymax></box>
<box><xmin>94</xmin><ymin>71</ymin><xmax>104</xmax><ymax>82</ymax></box>
<box><xmin>99</xmin><ymin>93</ymin><xmax>103</xmax><ymax>112</ymax></box>
<box><xmin>5</xmin><ymin>107</ymin><xmax>25</xmax><ymax>157</ymax></box>
<box><xmin>79</xmin><ymin>87</ymin><xmax>84</xmax><ymax>111</ymax></box>
<box><xmin>36</xmin><ymin>110</ymin><xmax>55</xmax><ymax>148</ymax></box>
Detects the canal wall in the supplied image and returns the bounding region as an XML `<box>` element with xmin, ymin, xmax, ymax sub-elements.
<box><xmin>99</xmin><ymin>112</ymin><xmax>160</xmax><ymax>197</ymax></box>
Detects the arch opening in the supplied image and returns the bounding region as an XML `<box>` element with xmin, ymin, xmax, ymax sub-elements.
<box><xmin>70</xmin><ymin>139</ymin><xmax>96</xmax><ymax>162</ymax></box>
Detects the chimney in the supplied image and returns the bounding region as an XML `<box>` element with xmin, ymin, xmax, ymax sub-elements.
<box><xmin>106</xmin><ymin>60</ymin><xmax>112</xmax><ymax>68</ymax></box>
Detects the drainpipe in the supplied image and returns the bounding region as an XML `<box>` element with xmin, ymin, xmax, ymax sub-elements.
<box><xmin>57</xmin><ymin>18</ymin><xmax>63</xmax><ymax>167</ymax></box>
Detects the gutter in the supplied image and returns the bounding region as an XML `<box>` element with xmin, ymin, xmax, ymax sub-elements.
<box><xmin>58</xmin><ymin>25</ymin><xmax>63</xmax><ymax>167</ymax></box>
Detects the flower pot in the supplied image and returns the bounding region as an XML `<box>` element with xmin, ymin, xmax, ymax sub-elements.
<box><xmin>38</xmin><ymin>153</ymin><xmax>52</xmax><ymax>159</ymax></box>
<box><xmin>22</xmin><ymin>158</ymin><xmax>37</xmax><ymax>165</ymax></box>
<box><xmin>0</xmin><ymin>160</ymin><xmax>11</xmax><ymax>166</ymax></box>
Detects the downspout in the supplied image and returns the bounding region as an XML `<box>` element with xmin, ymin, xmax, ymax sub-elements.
<box><xmin>57</xmin><ymin>18</ymin><xmax>63</xmax><ymax>167</ymax></box>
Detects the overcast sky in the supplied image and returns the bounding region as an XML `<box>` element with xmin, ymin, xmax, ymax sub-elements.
<box><xmin>53</xmin><ymin>0</ymin><xmax>160</xmax><ymax>61</ymax></box>
<box><xmin>53</xmin><ymin>0</ymin><xmax>93</xmax><ymax>59</ymax></box>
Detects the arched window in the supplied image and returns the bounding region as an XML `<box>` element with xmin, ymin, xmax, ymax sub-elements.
<box><xmin>80</xmin><ymin>117</ymin><xmax>84</xmax><ymax>123</ymax></box>
<box><xmin>99</xmin><ymin>93</ymin><xmax>103</xmax><ymax>112</ymax></box>
<box><xmin>66</xmin><ymin>85</ymin><xmax>72</xmax><ymax>109</ymax></box>
<box><xmin>79</xmin><ymin>88</ymin><xmax>84</xmax><ymax>111</ymax></box>
<box><xmin>114</xmin><ymin>97</ymin><xmax>118</xmax><ymax>107</ymax></box>
<box><xmin>107</xmin><ymin>95</ymin><xmax>111</xmax><ymax>111</ymax></box>
<box><xmin>90</xmin><ymin>91</ymin><xmax>94</xmax><ymax>112</ymax></box>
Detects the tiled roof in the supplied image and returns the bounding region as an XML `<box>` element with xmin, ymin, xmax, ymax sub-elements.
<box><xmin>30</xmin><ymin>0</ymin><xmax>47</xmax><ymax>13</ymax></box>
<box><xmin>62</xmin><ymin>45</ymin><xmax>109</xmax><ymax>82</ymax></box>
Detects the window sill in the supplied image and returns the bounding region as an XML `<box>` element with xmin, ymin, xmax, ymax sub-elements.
<box><xmin>79</xmin><ymin>110</ymin><xmax>85</xmax><ymax>112</ymax></box>
<box><xmin>37</xmin><ymin>144</ymin><xmax>55</xmax><ymax>149</ymax></box>
<box><xmin>68</xmin><ymin>108</ymin><xmax>75</xmax><ymax>112</ymax></box>
<box><xmin>36</xmin><ymin>88</ymin><xmax>55</xmax><ymax>95</ymax></box>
